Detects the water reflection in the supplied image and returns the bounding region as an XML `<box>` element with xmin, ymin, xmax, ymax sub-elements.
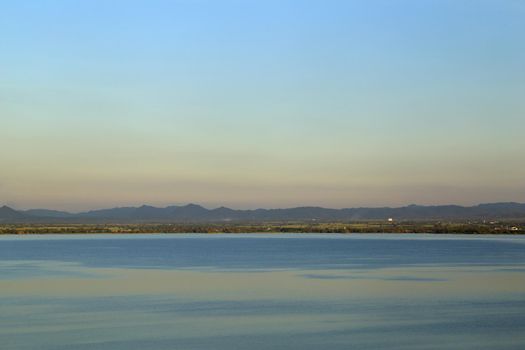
<box><xmin>1</xmin><ymin>234</ymin><xmax>525</xmax><ymax>349</ymax></box>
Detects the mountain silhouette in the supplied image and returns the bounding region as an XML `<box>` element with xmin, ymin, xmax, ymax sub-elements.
<box><xmin>0</xmin><ymin>205</ymin><xmax>29</xmax><ymax>222</ymax></box>
<box><xmin>1</xmin><ymin>202</ymin><xmax>525</xmax><ymax>223</ymax></box>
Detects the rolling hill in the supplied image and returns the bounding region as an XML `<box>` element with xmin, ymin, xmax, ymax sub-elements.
<box><xmin>1</xmin><ymin>202</ymin><xmax>525</xmax><ymax>223</ymax></box>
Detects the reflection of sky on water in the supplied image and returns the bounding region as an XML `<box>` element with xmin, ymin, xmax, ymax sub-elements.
<box><xmin>301</xmin><ymin>273</ymin><xmax>448</xmax><ymax>282</ymax></box>
<box><xmin>1</xmin><ymin>264</ymin><xmax>525</xmax><ymax>300</ymax></box>
<box><xmin>1</xmin><ymin>234</ymin><xmax>525</xmax><ymax>349</ymax></box>
<box><xmin>1</xmin><ymin>234</ymin><xmax>525</xmax><ymax>271</ymax></box>
<box><xmin>0</xmin><ymin>260</ymin><xmax>107</xmax><ymax>280</ymax></box>
<box><xmin>3</xmin><ymin>293</ymin><xmax>525</xmax><ymax>350</ymax></box>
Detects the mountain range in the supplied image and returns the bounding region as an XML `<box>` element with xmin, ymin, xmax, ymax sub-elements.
<box><xmin>1</xmin><ymin>202</ymin><xmax>525</xmax><ymax>223</ymax></box>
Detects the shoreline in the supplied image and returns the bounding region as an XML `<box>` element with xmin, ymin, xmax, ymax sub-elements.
<box><xmin>1</xmin><ymin>222</ymin><xmax>523</xmax><ymax>235</ymax></box>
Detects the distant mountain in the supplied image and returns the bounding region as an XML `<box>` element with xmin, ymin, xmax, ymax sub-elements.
<box><xmin>0</xmin><ymin>205</ymin><xmax>29</xmax><ymax>222</ymax></box>
<box><xmin>1</xmin><ymin>202</ymin><xmax>525</xmax><ymax>223</ymax></box>
<box><xmin>23</xmin><ymin>209</ymin><xmax>74</xmax><ymax>218</ymax></box>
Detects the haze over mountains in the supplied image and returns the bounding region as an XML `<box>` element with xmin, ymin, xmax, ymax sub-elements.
<box><xmin>1</xmin><ymin>202</ymin><xmax>525</xmax><ymax>223</ymax></box>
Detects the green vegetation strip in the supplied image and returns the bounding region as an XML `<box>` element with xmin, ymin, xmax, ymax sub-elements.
<box><xmin>0</xmin><ymin>222</ymin><xmax>523</xmax><ymax>234</ymax></box>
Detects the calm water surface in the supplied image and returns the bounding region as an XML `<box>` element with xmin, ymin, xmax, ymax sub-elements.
<box><xmin>1</xmin><ymin>234</ymin><xmax>525</xmax><ymax>349</ymax></box>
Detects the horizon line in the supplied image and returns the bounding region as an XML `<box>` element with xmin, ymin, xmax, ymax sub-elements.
<box><xmin>4</xmin><ymin>201</ymin><xmax>524</xmax><ymax>214</ymax></box>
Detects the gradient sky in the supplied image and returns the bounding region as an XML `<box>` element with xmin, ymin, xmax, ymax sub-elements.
<box><xmin>1</xmin><ymin>0</ymin><xmax>524</xmax><ymax>211</ymax></box>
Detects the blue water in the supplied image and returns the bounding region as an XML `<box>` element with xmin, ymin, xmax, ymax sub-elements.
<box><xmin>1</xmin><ymin>234</ymin><xmax>525</xmax><ymax>349</ymax></box>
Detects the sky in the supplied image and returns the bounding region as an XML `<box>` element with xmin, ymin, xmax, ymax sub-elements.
<box><xmin>1</xmin><ymin>0</ymin><xmax>524</xmax><ymax>211</ymax></box>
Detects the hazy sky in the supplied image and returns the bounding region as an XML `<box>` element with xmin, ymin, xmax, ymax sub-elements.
<box><xmin>1</xmin><ymin>0</ymin><xmax>524</xmax><ymax>211</ymax></box>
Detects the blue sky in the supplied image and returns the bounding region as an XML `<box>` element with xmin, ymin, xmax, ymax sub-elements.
<box><xmin>1</xmin><ymin>0</ymin><xmax>524</xmax><ymax>210</ymax></box>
